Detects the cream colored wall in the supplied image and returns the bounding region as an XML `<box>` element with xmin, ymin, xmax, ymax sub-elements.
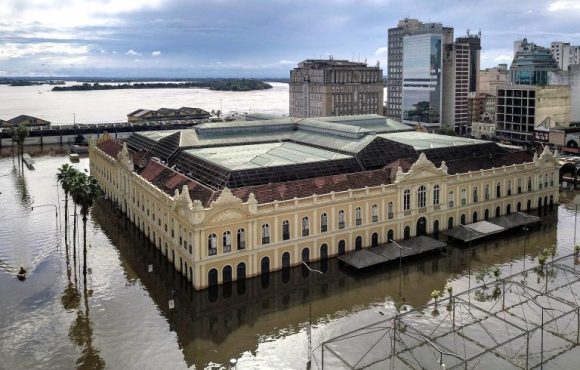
<box><xmin>536</xmin><ymin>86</ymin><xmax>571</xmax><ymax>126</ymax></box>
<box><xmin>90</xmin><ymin>141</ymin><xmax>560</xmax><ymax>290</ymax></box>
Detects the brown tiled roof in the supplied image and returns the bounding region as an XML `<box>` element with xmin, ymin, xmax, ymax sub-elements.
<box><xmin>97</xmin><ymin>140</ymin><xmax>123</xmax><ymax>158</ymax></box>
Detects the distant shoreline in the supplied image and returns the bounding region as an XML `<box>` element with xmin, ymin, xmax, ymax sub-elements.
<box><xmin>51</xmin><ymin>79</ymin><xmax>273</xmax><ymax>92</ymax></box>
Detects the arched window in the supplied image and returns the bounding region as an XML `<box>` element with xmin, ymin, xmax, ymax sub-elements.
<box><xmin>404</xmin><ymin>226</ymin><xmax>411</xmax><ymax>240</ymax></box>
<box><xmin>208</xmin><ymin>233</ymin><xmax>217</xmax><ymax>255</ymax></box>
<box><xmin>403</xmin><ymin>189</ymin><xmax>411</xmax><ymax>210</ymax></box>
<box><xmin>517</xmin><ymin>178</ymin><xmax>522</xmax><ymax>193</ymax></box>
<box><xmin>237</xmin><ymin>228</ymin><xmax>246</xmax><ymax>250</ymax></box>
<box><xmin>371</xmin><ymin>204</ymin><xmax>379</xmax><ymax>222</ymax></box>
<box><xmin>338</xmin><ymin>210</ymin><xmax>345</xmax><ymax>229</ymax></box>
<box><xmin>237</xmin><ymin>263</ymin><xmax>246</xmax><ymax>280</ymax></box>
<box><xmin>528</xmin><ymin>176</ymin><xmax>532</xmax><ymax>191</ymax></box>
<box><xmin>496</xmin><ymin>183</ymin><xmax>501</xmax><ymax>197</ymax></box>
<box><xmin>387</xmin><ymin>202</ymin><xmax>394</xmax><ymax>219</ymax></box>
<box><xmin>387</xmin><ymin>229</ymin><xmax>394</xmax><ymax>242</ymax></box>
<box><xmin>448</xmin><ymin>191</ymin><xmax>455</xmax><ymax>208</ymax></box>
<box><xmin>550</xmin><ymin>173</ymin><xmax>554</xmax><ymax>187</ymax></box>
<box><xmin>320</xmin><ymin>213</ymin><xmax>328</xmax><ymax>232</ymax></box>
<box><xmin>282</xmin><ymin>220</ymin><xmax>290</xmax><ymax>240</ymax></box>
<box><xmin>448</xmin><ymin>217</ymin><xmax>454</xmax><ymax>229</ymax></box>
<box><xmin>301</xmin><ymin>248</ymin><xmax>310</xmax><ymax>263</ymax></box>
<box><xmin>261</xmin><ymin>224</ymin><xmax>270</xmax><ymax>244</ymax></box>
<box><xmin>320</xmin><ymin>244</ymin><xmax>328</xmax><ymax>259</ymax></box>
<box><xmin>417</xmin><ymin>185</ymin><xmax>427</xmax><ymax>208</ymax></box>
<box><xmin>223</xmin><ymin>231</ymin><xmax>231</xmax><ymax>253</ymax></box>
<box><xmin>433</xmin><ymin>185</ymin><xmax>440</xmax><ymax>206</ymax></box>
<box><xmin>507</xmin><ymin>180</ymin><xmax>512</xmax><ymax>196</ymax></box>
<box><xmin>485</xmin><ymin>184</ymin><xmax>490</xmax><ymax>200</ymax></box>
<box><xmin>473</xmin><ymin>187</ymin><xmax>478</xmax><ymax>203</ymax></box>
<box><xmin>223</xmin><ymin>265</ymin><xmax>232</xmax><ymax>283</ymax></box>
<box><xmin>302</xmin><ymin>217</ymin><xmax>310</xmax><ymax>237</ymax></box>
<box><xmin>208</xmin><ymin>268</ymin><xmax>218</xmax><ymax>287</ymax></box>
<box><xmin>355</xmin><ymin>207</ymin><xmax>362</xmax><ymax>226</ymax></box>
<box><xmin>544</xmin><ymin>174</ymin><xmax>548</xmax><ymax>188</ymax></box>
<box><xmin>538</xmin><ymin>175</ymin><xmax>543</xmax><ymax>189</ymax></box>
<box><xmin>461</xmin><ymin>189</ymin><xmax>467</xmax><ymax>205</ymax></box>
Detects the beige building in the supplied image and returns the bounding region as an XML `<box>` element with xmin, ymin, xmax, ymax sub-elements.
<box><xmin>478</xmin><ymin>64</ymin><xmax>509</xmax><ymax>96</ymax></box>
<box><xmin>289</xmin><ymin>59</ymin><xmax>383</xmax><ymax>118</ymax></box>
<box><xmin>496</xmin><ymin>85</ymin><xmax>571</xmax><ymax>145</ymax></box>
<box><xmin>89</xmin><ymin>116</ymin><xmax>559</xmax><ymax>290</ymax></box>
<box><xmin>127</xmin><ymin>107</ymin><xmax>210</xmax><ymax>123</ymax></box>
<box><xmin>471</xmin><ymin>121</ymin><xmax>496</xmax><ymax>139</ymax></box>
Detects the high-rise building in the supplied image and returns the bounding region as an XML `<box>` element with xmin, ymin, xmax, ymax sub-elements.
<box><xmin>550</xmin><ymin>42</ymin><xmax>580</xmax><ymax>71</ymax></box>
<box><xmin>496</xmin><ymin>85</ymin><xmax>570</xmax><ymax>145</ymax></box>
<box><xmin>289</xmin><ymin>59</ymin><xmax>383</xmax><ymax>118</ymax></box>
<box><xmin>442</xmin><ymin>33</ymin><xmax>481</xmax><ymax>134</ymax></box>
<box><xmin>478</xmin><ymin>64</ymin><xmax>509</xmax><ymax>96</ymax></box>
<box><xmin>510</xmin><ymin>39</ymin><xmax>559</xmax><ymax>85</ymax></box>
<box><xmin>386</xmin><ymin>18</ymin><xmax>453</xmax><ymax>121</ymax></box>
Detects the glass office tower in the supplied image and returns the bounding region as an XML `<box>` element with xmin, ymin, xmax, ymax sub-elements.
<box><xmin>402</xmin><ymin>33</ymin><xmax>443</xmax><ymax>126</ymax></box>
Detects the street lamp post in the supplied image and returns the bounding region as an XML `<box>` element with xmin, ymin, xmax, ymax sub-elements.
<box><xmin>460</xmin><ymin>225</ymin><xmax>473</xmax><ymax>291</ymax></box>
<box><xmin>30</xmin><ymin>203</ymin><xmax>60</xmax><ymax>230</ymax></box>
<box><xmin>301</xmin><ymin>260</ymin><xmax>323</xmax><ymax>370</ymax></box>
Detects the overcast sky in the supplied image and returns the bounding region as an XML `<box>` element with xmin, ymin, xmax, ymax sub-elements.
<box><xmin>1</xmin><ymin>0</ymin><xmax>579</xmax><ymax>78</ymax></box>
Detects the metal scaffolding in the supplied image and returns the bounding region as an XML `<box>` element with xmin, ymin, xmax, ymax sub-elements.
<box><xmin>318</xmin><ymin>252</ymin><xmax>580</xmax><ymax>369</ymax></box>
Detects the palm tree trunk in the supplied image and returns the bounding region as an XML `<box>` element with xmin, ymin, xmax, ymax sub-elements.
<box><xmin>64</xmin><ymin>194</ymin><xmax>69</xmax><ymax>245</ymax></box>
<box><xmin>82</xmin><ymin>213</ymin><xmax>87</xmax><ymax>286</ymax></box>
<box><xmin>73</xmin><ymin>203</ymin><xmax>77</xmax><ymax>272</ymax></box>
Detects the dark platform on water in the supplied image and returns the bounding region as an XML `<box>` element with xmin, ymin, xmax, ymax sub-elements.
<box><xmin>337</xmin><ymin>236</ymin><xmax>446</xmax><ymax>269</ymax></box>
<box><xmin>445</xmin><ymin>212</ymin><xmax>541</xmax><ymax>243</ymax></box>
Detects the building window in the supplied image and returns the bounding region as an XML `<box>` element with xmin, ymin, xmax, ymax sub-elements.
<box><xmin>223</xmin><ymin>231</ymin><xmax>231</xmax><ymax>253</ymax></box>
<box><xmin>433</xmin><ymin>185</ymin><xmax>440</xmax><ymax>206</ymax></box>
<box><xmin>355</xmin><ymin>207</ymin><xmax>362</xmax><ymax>226</ymax></box>
<box><xmin>371</xmin><ymin>205</ymin><xmax>379</xmax><ymax>222</ymax></box>
<box><xmin>208</xmin><ymin>234</ymin><xmax>217</xmax><ymax>256</ymax></box>
<box><xmin>473</xmin><ymin>187</ymin><xmax>478</xmax><ymax>203</ymax></box>
<box><xmin>538</xmin><ymin>175</ymin><xmax>543</xmax><ymax>189</ymax></box>
<box><xmin>320</xmin><ymin>213</ymin><xmax>328</xmax><ymax>233</ymax></box>
<box><xmin>338</xmin><ymin>210</ymin><xmax>345</xmax><ymax>229</ymax></box>
<box><xmin>302</xmin><ymin>217</ymin><xmax>310</xmax><ymax>237</ymax></box>
<box><xmin>461</xmin><ymin>189</ymin><xmax>467</xmax><ymax>206</ymax></box>
<box><xmin>528</xmin><ymin>177</ymin><xmax>532</xmax><ymax>191</ymax></box>
<box><xmin>544</xmin><ymin>174</ymin><xmax>548</xmax><ymax>188</ymax></box>
<box><xmin>518</xmin><ymin>178</ymin><xmax>522</xmax><ymax>193</ymax></box>
<box><xmin>496</xmin><ymin>183</ymin><xmax>501</xmax><ymax>197</ymax></box>
<box><xmin>237</xmin><ymin>228</ymin><xmax>245</xmax><ymax>250</ymax></box>
<box><xmin>262</xmin><ymin>224</ymin><xmax>270</xmax><ymax>244</ymax></box>
<box><xmin>403</xmin><ymin>189</ymin><xmax>411</xmax><ymax>210</ymax></box>
<box><xmin>507</xmin><ymin>180</ymin><xmax>512</xmax><ymax>196</ymax></box>
<box><xmin>387</xmin><ymin>202</ymin><xmax>394</xmax><ymax>219</ymax></box>
<box><xmin>417</xmin><ymin>186</ymin><xmax>427</xmax><ymax>208</ymax></box>
<box><xmin>448</xmin><ymin>191</ymin><xmax>455</xmax><ymax>208</ymax></box>
<box><xmin>282</xmin><ymin>220</ymin><xmax>290</xmax><ymax>240</ymax></box>
<box><xmin>550</xmin><ymin>173</ymin><xmax>554</xmax><ymax>187</ymax></box>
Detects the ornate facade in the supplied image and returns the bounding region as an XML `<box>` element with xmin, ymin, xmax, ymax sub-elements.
<box><xmin>89</xmin><ymin>117</ymin><xmax>560</xmax><ymax>290</ymax></box>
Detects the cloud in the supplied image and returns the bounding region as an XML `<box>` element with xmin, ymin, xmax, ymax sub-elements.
<box><xmin>374</xmin><ymin>46</ymin><xmax>388</xmax><ymax>60</ymax></box>
<box><xmin>125</xmin><ymin>49</ymin><xmax>142</xmax><ymax>56</ymax></box>
<box><xmin>278</xmin><ymin>60</ymin><xmax>296</xmax><ymax>65</ymax></box>
<box><xmin>152</xmin><ymin>51</ymin><xmax>161</xmax><ymax>56</ymax></box>
<box><xmin>548</xmin><ymin>1</ymin><xmax>580</xmax><ymax>12</ymax></box>
<box><xmin>0</xmin><ymin>42</ymin><xmax>91</xmax><ymax>60</ymax></box>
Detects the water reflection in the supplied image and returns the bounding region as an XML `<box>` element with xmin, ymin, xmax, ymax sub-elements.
<box><xmin>92</xmin><ymin>199</ymin><xmax>559</xmax><ymax>368</ymax></box>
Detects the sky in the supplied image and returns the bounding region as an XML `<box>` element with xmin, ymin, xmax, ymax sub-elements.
<box><xmin>1</xmin><ymin>0</ymin><xmax>580</xmax><ymax>78</ymax></box>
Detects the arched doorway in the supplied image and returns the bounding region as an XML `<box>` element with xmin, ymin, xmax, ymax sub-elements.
<box><xmin>472</xmin><ymin>212</ymin><xmax>478</xmax><ymax>223</ymax></box>
<box><xmin>301</xmin><ymin>248</ymin><xmax>310</xmax><ymax>277</ymax></box>
<box><xmin>544</xmin><ymin>196</ymin><xmax>548</xmax><ymax>209</ymax></box>
<box><xmin>527</xmin><ymin>199</ymin><xmax>531</xmax><ymax>212</ymax></box>
<box><xmin>460</xmin><ymin>214</ymin><xmax>466</xmax><ymax>225</ymax></box>
<box><xmin>260</xmin><ymin>257</ymin><xmax>270</xmax><ymax>289</ymax></box>
<box><xmin>371</xmin><ymin>233</ymin><xmax>379</xmax><ymax>247</ymax></box>
<box><xmin>208</xmin><ymin>268</ymin><xmax>218</xmax><ymax>287</ymax></box>
<box><xmin>387</xmin><ymin>229</ymin><xmax>394</xmax><ymax>242</ymax></box>
<box><xmin>506</xmin><ymin>204</ymin><xmax>511</xmax><ymax>214</ymax></box>
<box><xmin>448</xmin><ymin>217</ymin><xmax>454</xmax><ymax>230</ymax></box>
<box><xmin>236</xmin><ymin>262</ymin><xmax>246</xmax><ymax>295</ymax></box>
<box><xmin>495</xmin><ymin>206</ymin><xmax>501</xmax><ymax>217</ymax></box>
<box><xmin>433</xmin><ymin>220</ymin><xmax>439</xmax><ymax>236</ymax></box>
<box><xmin>338</xmin><ymin>240</ymin><xmax>346</xmax><ymax>255</ymax></box>
<box><xmin>549</xmin><ymin>195</ymin><xmax>554</xmax><ymax>209</ymax></box>
<box><xmin>404</xmin><ymin>226</ymin><xmax>410</xmax><ymax>240</ymax></box>
<box><xmin>223</xmin><ymin>265</ymin><xmax>233</xmax><ymax>298</ymax></box>
<box><xmin>517</xmin><ymin>202</ymin><xmax>521</xmax><ymax>212</ymax></box>
<box><xmin>320</xmin><ymin>243</ymin><xmax>329</xmax><ymax>272</ymax></box>
<box><xmin>416</xmin><ymin>217</ymin><xmax>427</xmax><ymax>236</ymax></box>
<box><xmin>282</xmin><ymin>252</ymin><xmax>291</xmax><ymax>283</ymax></box>
<box><xmin>484</xmin><ymin>209</ymin><xmax>489</xmax><ymax>220</ymax></box>
<box><xmin>355</xmin><ymin>236</ymin><xmax>363</xmax><ymax>251</ymax></box>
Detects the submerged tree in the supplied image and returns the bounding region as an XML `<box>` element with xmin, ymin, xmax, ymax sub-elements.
<box><xmin>10</xmin><ymin>124</ymin><xmax>29</xmax><ymax>166</ymax></box>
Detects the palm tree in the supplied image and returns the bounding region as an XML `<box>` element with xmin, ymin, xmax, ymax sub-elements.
<box><xmin>10</xmin><ymin>124</ymin><xmax>29</xmax><ymax>166</ymax></box>
<box><xmin>70</xmin><ymin>173</ymin><xmax>102</xmax><ymax>284</ymax></box>
<box><xmin>57</xmin><ymin>164</ymin><xmax>78</xmax><ymax>245</ymax></box>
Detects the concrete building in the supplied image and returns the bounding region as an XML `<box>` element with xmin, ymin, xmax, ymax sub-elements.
<box><xmin>496</xmin><ymin>85</ymin><xmax>571</xmax><ymax>145</ymax></box>
<box><xmin>386</xmin><ymin>18</ymin><xmax>453</xmax><ymax>121</ymax></box>
<box><xmin>442</xmin><ymin>33</ymin><xmax>481</xmax><ymax>135</ymax></box>
<box><xmin>468</xmin><ymin>93</ymin><xmax>496</xmax><ymax>125</ymax></box>
<box><xmin>127</xmin><ymin>107</ymin><xmax>210</xmax><ymax>123</ymax></box>
<box><xmin>510</xmin><ymin>39</ymin><xmax>559</xmax><ymax>86</ymax></box>
<box><xmin>478</xmin><ymin>64</ymin><xmax>509</xmax><ymax>96</ymax></box>
<box><xmin>550</xmin><ymin>42</ymin><xmax>580</xmax><ymax>71</ymax></box>
<box><xmin>548</xmin><ymin>65</ymin><xmax>580</xmax><ymax>122</ymax></box>
<box><xmin>90</xmin><ymin>115</ymin><xmax>559</xmax><ymax>290</ymax></box>
<box><xmin>289</xmin><ymin>59</ymin><xmax>383</xmax><ymax>118</ymax></box>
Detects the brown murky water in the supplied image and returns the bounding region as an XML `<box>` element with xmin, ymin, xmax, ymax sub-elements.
<box><xmin>0</xmin><ymin>146</ymin><xmax>578</xmax><ymax>369</ymax></box>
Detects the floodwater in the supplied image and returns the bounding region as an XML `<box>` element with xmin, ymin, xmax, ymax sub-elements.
<box><xmin>0</xmin><ymin>82</ymin><xmax>291</xmax><ymax>124</ymax></box>
<box><xmin>0</xmin><ymin>146</ymin><xmax>579</xmax><ymax>369</ymax></box>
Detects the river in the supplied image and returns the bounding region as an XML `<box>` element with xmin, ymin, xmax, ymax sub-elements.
<box><xmin>0</xmin><ymin>146</ymin><xmax>579</xmax><ymax>369</ymax></box>
<box><xmin>0</xmin><ymin>82</ymin><xmax>291</xmax><ymax>124</ymax></box>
